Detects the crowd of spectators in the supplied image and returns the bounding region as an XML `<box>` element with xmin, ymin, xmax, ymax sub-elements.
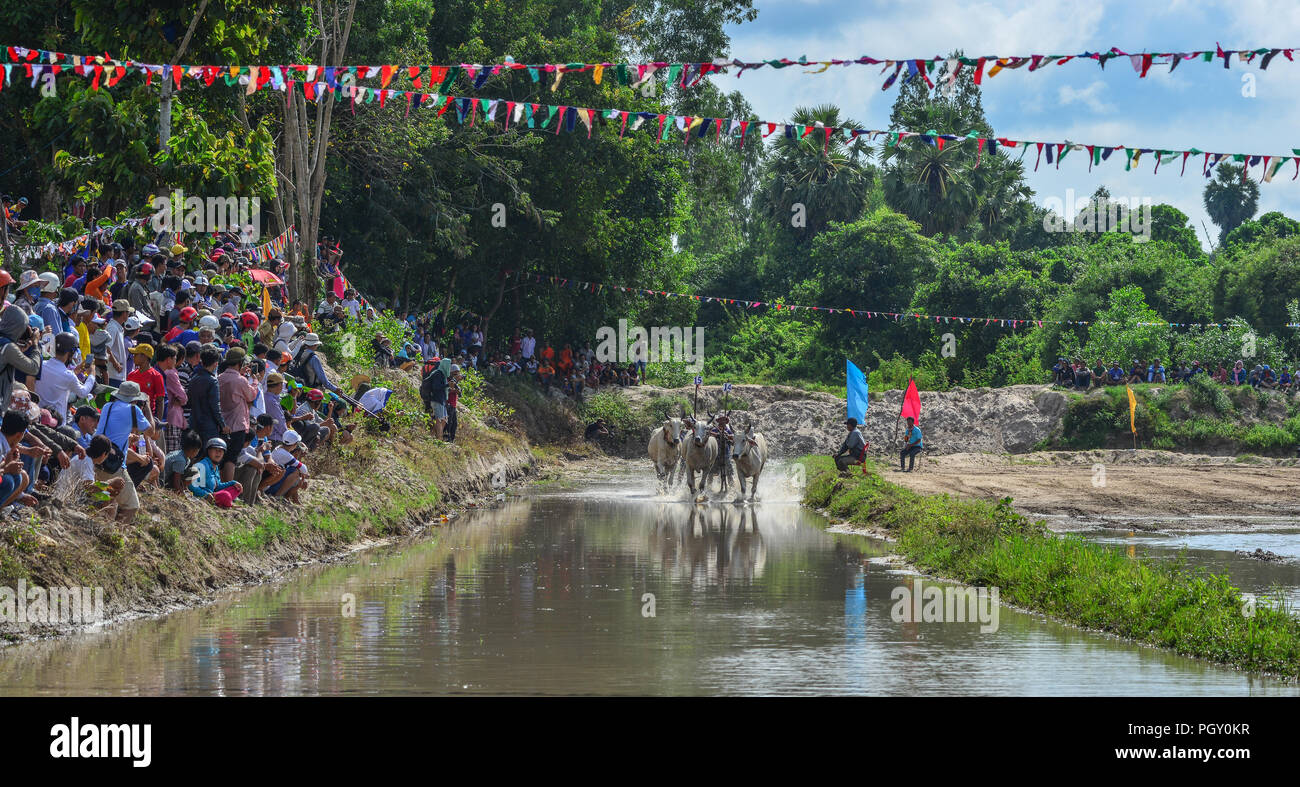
<box><xmin>0</xmin><ymin>231</ymin><xmax>372</xmax><ymax>524</ymax></box>
<box><xmin>1052</xmin><ymin>357</ymin><xmax>1296</xmax><ymax>392</ymax></box>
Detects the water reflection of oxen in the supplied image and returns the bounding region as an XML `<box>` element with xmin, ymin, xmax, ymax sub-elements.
<box><xmin>650</xmin><ymin>503</ymin><xmax>766</xmax><ymax>587</ymax></box>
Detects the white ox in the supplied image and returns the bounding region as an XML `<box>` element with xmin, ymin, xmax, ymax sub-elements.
<box><xmin>647</xmin><ymin>417</ymin><xmax>684</xmax><ymax>494</ymax></box>
<box><xmin>731</xmin><ymin>426</ymin><xmax>767</xmax><ymax>503</ymax></box>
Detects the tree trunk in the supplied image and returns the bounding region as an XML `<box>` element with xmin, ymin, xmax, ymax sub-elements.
<box><xmin>482</xmin><ymin>273</ymin><xmax>506</xmax><ymax>348</ymax></box>
<box><xmin>279</xmin><ymin>0</ymin><xmax>359</xmax><ymax>304</ymax></box>
<box><xmin>159</xmin><ymin>0</ymin><xmax>210</xmax><ymax>153</ymax></box>
<box><xmin>438</xmin><ymin>268</ymin><xmax>458</xmax><ymax>331</ymax></box>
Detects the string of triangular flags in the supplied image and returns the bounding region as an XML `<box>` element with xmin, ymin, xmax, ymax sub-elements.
<box><xmin>5</xmin><ymin>43</ymin><xmax>1300</xmax><ymax>181</ymax></box>
<box><xmin>512</xmin><ymin>271</ymin><xmax>1300</xmax><ymax>330</ymax></box>
<box><xmin>4</xmin><ymin>43</ymin><xmax>1296</xmax><ymax>94</ymax></box>
<box><xmin>9</xmin><ymin>217</ymin><xmax>151</xmax><ymax>263</ymax></box>
<box><xmin>257</xmin><ymin>83</ymin><xmax>1300</xmax><ymax>183</ymax></box>
<box><xmin>248</xmin><ymin>225</ymin><xmax>296</xmax><ymax>263</ymax></box>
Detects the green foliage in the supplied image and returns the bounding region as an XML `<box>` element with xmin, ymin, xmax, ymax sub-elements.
<box><xmin>1056</xmin><ymin>381</ymin><xmax>1298</xmax><ymax>454</ymax></box>
<box><xmin>578</xmin><ymin>390</ymin><xmax>635</xmax><ymax>432</ymax></box>
<box><xmin>1204</xmin><ymin>163</ymin><xmax>1260</xmax><ymax>243</ymax></box>
<box><xmin>645</xmin><ymin>360</ymin><xmax>693</xmax><ymax>388</ymax></box>
<box><xmin>704</xmin><ymin>312</ymin><xmax>821</xmax><ymax>382</ymax></box>
<box><xmin>321</xmin><ymin>310</ymin><xmax>414</xmax><ymax>370</ymax></box>
<box><xmin>1081</xmin><ymin>285</ymin><xmax>1171</xmax><ymax>365</ymax></box>
<box><xmin>867</xmin><ymin>350</ymin><xmax>950</xmax><ymax>392</ymax></box>
<box><xmin>156</xmin><ymin>107</ymin><xmax>277</xmax><ymax>198</ymax></box>
<box><xmin>982</xmin><ymin>329</ymin><xmax>1050</xmax><ymax>387</ymax></box>
<box><xmin>1172</xmin><ymin>316</ymin><xmax>1285</xmax><ymax>369</ymax></box>
<box><xmin>458</xmin><ymin>367</ymin><xmax>513</xmax><ymax>423</ymax></box>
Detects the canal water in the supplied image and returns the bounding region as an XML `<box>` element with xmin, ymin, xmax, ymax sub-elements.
<box><xmin>0</xmin><ymin>466</ymin><xmax>1295</xmax><ymax>696</ymax></box>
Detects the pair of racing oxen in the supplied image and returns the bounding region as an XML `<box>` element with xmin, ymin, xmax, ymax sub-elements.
<box><xmin>647</xmin><ymin>414</ymin><xmax>768</xmax><ymax>503</ymax></box>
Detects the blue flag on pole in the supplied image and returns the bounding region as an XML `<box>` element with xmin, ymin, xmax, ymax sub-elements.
<box><xmin>847</xmin><ymin>360</ymin><xmax>868</xmax><ymax>422</ymax></box>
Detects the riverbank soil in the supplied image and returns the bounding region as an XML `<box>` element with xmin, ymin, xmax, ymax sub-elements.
<box><xmin>886</xmin><ymin>450</ymin><xmax>1300</xmax><ymax>531</ymax></box>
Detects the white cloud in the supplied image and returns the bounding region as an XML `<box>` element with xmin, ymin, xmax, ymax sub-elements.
<box><xmin>1057</xmin><ymin>81</ymin><xmax>1114</xmax><ymax>113</ymax></box>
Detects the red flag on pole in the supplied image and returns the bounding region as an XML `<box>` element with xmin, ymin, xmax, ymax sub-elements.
<box><xmin>899</xmin><ymin>378</ymin><xmax>921</xmax><ymax>423</ymax></box>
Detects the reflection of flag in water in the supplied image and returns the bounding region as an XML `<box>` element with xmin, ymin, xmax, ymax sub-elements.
<box><xmin>846</xmin><ymin>360</ymin><xmax>868</xmax><ymax>422</ymax></box>
<box><xmin>844</xmin><ymin>570</ymin><xmax>867</xmax><ymax>645</ymax></box>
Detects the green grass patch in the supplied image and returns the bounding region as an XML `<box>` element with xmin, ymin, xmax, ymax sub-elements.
<box><xmin>801</xmin><ymin>455</ymin><xmax>1300</xmax><ymax>677</ymax></box>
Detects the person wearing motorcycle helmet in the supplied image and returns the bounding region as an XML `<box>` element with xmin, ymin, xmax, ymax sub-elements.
<box><xmin>165</xmin><ymin>306</ymin><xmax>201</xmax><ymax>345</ymax></box>
<box><xmin>190</xmin><ymin>436</ymin><xmax>242</xmax><ymax>505</ymax></box>
<box><xmin>191</xmin><ymin>275</ymin><xmax>213</xmax><ymax>309</ymax></box>
<box><xmin>33</xmin><ymin>331</ymin><xmax>96</xmax><ymax>423</ymax></box>
<box><xmin>239</xmin><ymin>311</ymin><xmax>259</xmax><ymax>333</ymax></box>
<box><xmin>32</xmin><ymin>272</ymin><xmax>64</xmax><ymax>335</ymax></box>
<box><xmin>128</xmin><ymin>262</ymin><xmax>155</xmax><ymax>320</ymax></box>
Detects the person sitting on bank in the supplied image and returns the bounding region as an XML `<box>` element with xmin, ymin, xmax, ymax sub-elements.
<box><xmin>899</xmin><ymin>416</ymin><xmax>923</xmax><ymax>472</ymax></box>
<box><xmin>833</xmin><ymin>417</ymin><xmax>867</xmax><ymax>472</ymax></box>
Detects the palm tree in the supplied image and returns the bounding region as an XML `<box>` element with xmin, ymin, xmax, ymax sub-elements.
<box><xmin>757</xmin><ymin>104</ymin><xmax>874</xmax><ymax>241</ymax></box>
<box><xmin>972</xmin><ymin>156</ymin><xmax>1033</xmax><ymax>241</ymax></box>
<box><xmin>879</xmin><ymin>102</ymin><xmax>982</xmax><ymax>236</ymax></box>
<box><xmin>1204</xmin><ymin>163</ymin><xmax>1259</xmax><ymax>244</ymax></box>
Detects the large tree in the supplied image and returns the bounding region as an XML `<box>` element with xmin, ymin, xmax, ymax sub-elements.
<box><xmin>1204</xmin><ymin>163</ymin><xmax>1259</xmax><ymax>245</ymax></box>
<box><xmin>880</xmin><ymin>54</ymin><xmax>1032</xmax><ymax>239</ymax></box>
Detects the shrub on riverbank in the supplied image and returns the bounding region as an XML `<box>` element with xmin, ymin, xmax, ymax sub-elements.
<box><xmin>801</xmin><ymin>455</ymin><xmax>1300</xmax><ymax>678</ymax></box>
<box><xmin>1054</xmin><ymin>378</ymin><xmax>1300</xmax><ymax>454</ymax></box>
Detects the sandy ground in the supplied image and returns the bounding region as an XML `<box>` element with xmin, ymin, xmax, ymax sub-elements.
<box><xmin>885</xmin><ymin>450</ymin><xmax>1300</xmax><ymax>531</ymax></box>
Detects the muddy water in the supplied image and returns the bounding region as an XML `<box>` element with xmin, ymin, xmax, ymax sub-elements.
<box><xmin>0</xmin><ymin>466</ymin><xmax>1295</xmax><ymax>696</ymax></box>
<box><xmin>1082</xmin><ymin>528</ymin><xmax>1300</xmax><ymax>608</ymax></box>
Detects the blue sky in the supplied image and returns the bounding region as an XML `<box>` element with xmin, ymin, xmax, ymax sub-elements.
<box><xmin>720</xmin><ymin>0</ymin><xmax>1300</xmax><ymax>248</ymax></box>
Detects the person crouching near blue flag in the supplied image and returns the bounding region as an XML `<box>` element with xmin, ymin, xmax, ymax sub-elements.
<box><xmin>833</xmin><ymin>417</ymin><xmax>867</xmax><ymax>472</ymax></box>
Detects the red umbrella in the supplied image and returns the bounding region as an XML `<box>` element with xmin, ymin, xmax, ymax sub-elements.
<box><xmin>248</xmin><ymin>269</ymin><xmax>283</xmax><ymax>285</ymax></box>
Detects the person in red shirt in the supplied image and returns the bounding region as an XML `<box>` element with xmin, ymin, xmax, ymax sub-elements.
<box><xmin>126</xmin><ymin>343</ymin><xmax>166</xmax><ymax>424</ymax></box>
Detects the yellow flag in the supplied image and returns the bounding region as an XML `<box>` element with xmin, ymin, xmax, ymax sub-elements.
<box><xmin>1126</xmin><ymin>386</ymin><xmax>1137</xmax><ymax>434</ymax></box>
<box><xmin>262</xmin><ymin>284</ymin><xmax>272</xmax><ymax>317</ymax></box>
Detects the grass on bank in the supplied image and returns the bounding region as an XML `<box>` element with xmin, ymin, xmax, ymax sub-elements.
<box><xmin>1055</xmin><ymin>375</ymin><xmax>1300</xmax><ymax>454</ymax></box>
<box><xmin>801</xmin><ymin>455</ymin><xmax>1300</xmax><ymax>678</ymax></box>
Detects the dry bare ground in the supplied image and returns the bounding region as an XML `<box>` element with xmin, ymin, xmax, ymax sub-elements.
<box><xmin>886</xmin><ymin>450</ymin><xmax>1300</xmax><ymax>531</ymax></box>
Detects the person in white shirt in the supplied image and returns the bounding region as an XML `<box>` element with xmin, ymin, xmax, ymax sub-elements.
<box><xmin>340</xmin><ymin>289</ymin><xmax>362</xmax><ymax>320</ymax></box>
<box><xmin>105</xmin><ymin>301</ymin><xmax>130</xmax><ymax>385</ymax></box>
<box><xmin>248</xmin><ymin>362</ymin><xmax>267</xmax><ymax>419</ymax></box>
<box><xmin>268</xmin><ymin>429</ymin><xmax>308</xmax><ymax>502</ymax></box>
<box><xmin>519</xmin><ymin>330</ymin><xmax>536</xmax><ymax>360</ymax></box>
<box><xmin>356</xmin><ymin>386</ymin><xmax>393</xmax><ymax>415</ymax></box>
<box><xmin>34</xmin><ymin>333</ymin><xmax>96</xmax><ymax>424</ymax></box>
<box><xmin>316</xmin><ymin>291</ymin><xmax>340</xmax><ymax>319</ymax></box>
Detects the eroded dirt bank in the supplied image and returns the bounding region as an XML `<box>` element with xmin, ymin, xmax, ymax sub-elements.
<box><xmin>0</xmin><ymin>441</ymin><xmax>537</xmax><ymax>646</ymax></box>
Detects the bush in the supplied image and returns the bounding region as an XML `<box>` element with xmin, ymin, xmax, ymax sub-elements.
<box><xmin>867</xmin><ymin>350</ymin><xmax>950</xmax><ymax>392</ymax></box>
<box><xmin>579</xmin><ymin>390</ymin><xmax>635</xmax><ymax>432</ymax></box>
<box><xmin>321</xmin><ymin>309</ymin><xmax>415</xmax><ymax>370</ymax></box>
<box><xmin>645</xmin><ymin>359</ymin><xmax>693</xmax><ymax>388</ymax></box>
